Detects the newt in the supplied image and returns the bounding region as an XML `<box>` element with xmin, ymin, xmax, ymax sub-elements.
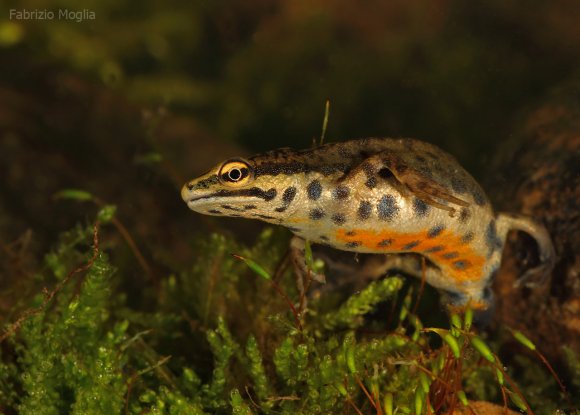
<box><xmin>181</xmin><ymin>138</ymin><xmax>554</xmax><ymax>312</ymax></box>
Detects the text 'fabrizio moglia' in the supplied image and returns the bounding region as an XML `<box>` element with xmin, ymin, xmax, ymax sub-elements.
<box><xmin>9</xmin><ymin>9</ymin><xmax>96</xmax><ymax>23</ymax></box>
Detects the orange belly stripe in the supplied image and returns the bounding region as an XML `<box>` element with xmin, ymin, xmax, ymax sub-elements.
<box><xmin>335</xmin><ymin>228</ymin><xmax>486</xmax><ymax>283</ymax></box>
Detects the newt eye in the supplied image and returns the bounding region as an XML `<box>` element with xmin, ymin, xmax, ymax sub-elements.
<box><xmin>218</xmin><ymin>159</ymin><xmax>253</xmax><ymax>187</ymax></box>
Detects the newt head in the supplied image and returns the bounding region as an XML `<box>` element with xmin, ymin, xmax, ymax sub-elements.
<box><xmin>181</xmin><ymin>156</ymin><xmax>299</xmax><ymax>221</ymax></box>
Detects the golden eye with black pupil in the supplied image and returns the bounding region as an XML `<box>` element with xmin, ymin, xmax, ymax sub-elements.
<box><xmin>226</xmin><ymin>167</ymin><xmax>245</xmax><ymax>182</ymax></box>
<box><xmin>218</xmin><ymin>159</ymin><xmax>253</xmax><ymax>187</ymax></box>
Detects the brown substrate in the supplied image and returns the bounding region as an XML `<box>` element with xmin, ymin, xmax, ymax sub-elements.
<box><xmin>489</xmin><ymin>81</ymin><xmax>580</xmax><ymax>368</ymax></box>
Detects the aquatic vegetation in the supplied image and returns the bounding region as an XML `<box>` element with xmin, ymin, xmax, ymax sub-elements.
<box><xmin>1</xmin><ymin>1</ymin><xmax>579</xmax><ymax>413</ymax></box>
<box><xmin>0</xmin><ymin>207</ymin><xmax>575</xmax><ymax>414</ymax></box>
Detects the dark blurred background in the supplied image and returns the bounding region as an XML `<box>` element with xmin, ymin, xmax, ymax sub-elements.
<box><xmin>1</xmin><ymin>0</ymin><xmax>580</xmax><ymax>305</ymax></box>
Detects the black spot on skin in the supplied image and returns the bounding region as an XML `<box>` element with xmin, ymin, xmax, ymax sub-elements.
<box><xmin>451</xmin><ymin>177</ymin><xmax>467</xmax><ymax>194</ymax></box>
<box><xmin>307</xmin><ymin>180</ymin><xmax>322</xmax><ymax>200</ymax></box>
<box><xmin>331</xmin><ymin>213</ymin><xmax>346</xmax><ymax>225</ymax></box>
<box><xmin>333</xmin><ymin>185</ymin><xmax>350</xmax><ymax>199</ymax></box>
<box><xmin>365</xmin><ymin>176</ymin><xmax>377</xmax><ymax>189</ymax></box>
<box><xmin>360</xmin><ymin>162</ymin><xmax>377</xmax><ymax>188</ymax></box>
<box><xmin>486</xmin><ymin>220</ymin><xmax>497</xmax><ymax>247</ymax></box>
<box><xmin>461</xmin><ymin>232</ymin><xmax>474</xmax><ymax>244</ymax></box>
<box><xmin>472</xmin><ymin>189</ymin><xmax>486</xmax><ymax>206</ymax></box>
<box><xmin>309</xmin><ymin>208</ymin><xmax>325</xmax><ymax>220</ymax></box>
<box><xmin>346</xmin><ymin>241</ymin><xmax>361</xmax><ymax>248</ymax></box>
<box><xmin>485</xmin><ymin>220</ymin><xmax>503</xmax><ymax>256</ymax></box>
<box><xmin>345</xmin><ymin>231</ymin><xmax>357</xmax><ymax>236</ymax></box>
<box><xmin>442</xmin><ymin>252</ymin><xmax>459</xmax><ymax>259</ymax></box>
<box><xmin>208</xmin><ymin>209</ymin><xmax>222</xmax><ymax>214</ymax></box>
<box><xmin>221</xmin><ymin>205</ymin><xmax>243</xmax><ymax>211</ymax></box>
<box><xmin>453</xmin><ymin>260</ymin><xmax>470</xmax><ymax>270</ymax></box>
<box><xmin>244</xmin><ymin>205</ymin><xmax>257</xmax><ymax>210</ymax></box>
<box><xmin>427</xmin><ymin>224</ymin><xmax>445</xmax><ymax>238</ymax></box>
<box><xmin>414</xmin><ymin>155</ymin><xmax>427</xmax><ymax>163</ymax></box>
<box><xmin>275</xmin><ymin>186</ymin><xmax>298</xmax><ymax>212</ymax></box>
<box><xmin>403</xmin><ymin>241</ymin><xmax>420</xmax><ymax>250</ymax></box>
<box><xmin>358</xmin><ymin>201</ymin><xmax>372</xmax><ymax>220</ymax></box>
<box><xmin>263</xmin><ymin>188</ymin><xmax>277</xmax><ymax>201</ymax></box>
<box><xmin>319</xmin><ymin>235</ymin><xmax>329</xmax><ymax>241</ymax></box>
<box><xmin>424</xmin><ymin>245</ymin><xmax>445</xmax><ymax>253</ymax></box>
<box><xmin>282</xmin><ymin>187</ymin><xmax>297</xmax><ymax>204</ymax></box>
<box><xmin>377</xmin><ymin>195</ymin><xmax>399</xmax><ymax>221</ymax></box>
<box><xmin>377</xmin><ymin>239</ymin><xmax>393</xmax><ymax>247</ymax></box>
<box><xmin>186</xmin><ymin>182</ymin><xmax>194</xmax><ymax>190</ymax></box>
<box><xmin>413</xmin><ymin>198</ymin><xmax>430</xmax><ymax>217</ymax></box>
<box><xmin>459</xmin><ymin>208</ymin><xmax>471</xmax><ymax>223</ymax></box>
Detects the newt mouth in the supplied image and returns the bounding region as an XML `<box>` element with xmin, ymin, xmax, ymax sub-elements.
<box><xmin>186</xmin><ymin>194</ymin><xmax>212</xmax><ymax>203</ymax></box>
<box><xmin>182</xmin><ymin>187</ymin><xmax>279</xmax><ymax>211</ymax></box>
<box><xmin>183</xmin><ymin>193</ymin><xmax>218</xmax><ymax>211</ymax></box>
<box><xmin>187</xmin><ymin>187</ymin><xmax>277</xmax><ymax>203</ymax></box>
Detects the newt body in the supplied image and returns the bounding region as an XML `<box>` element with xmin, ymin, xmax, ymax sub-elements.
<box><xmin>181</xmin><ymin>138</ymin><xmax>554</xmax><ymax>310</ymax></box>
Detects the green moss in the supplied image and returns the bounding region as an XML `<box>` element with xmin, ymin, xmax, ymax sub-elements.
<box><xmin>563</xmin><ymin>347</ymin><xmax>580</xmax><ymax>394</ymax></box>
<box><xmin>322</xmin><ymin>277</ymin><xmax>403</xmax><ymax>330</ymax></box>
<box><xmin>1</xmin><ymin>217</ymin><xmax>575</xmax><ymax>414</ymax></box>
<box><xmin>137</xmin><ymin>386</ymin><xmax>208</xmax><ymax>415</ymax></box>
<box><xmin>245</xmin><ymin>335</ymin><xmax>272</xmax><ymax>407</ymax></box>
<box><xmin>0</xmin><ymin>350</ymin><xmax>18</xmax><ymax>408</ymax></box>
<box><xmin>230</xmin><ymin>389</ymin><xmax>254</xmax><ymax>415</ymax></box>
<box><xmin>17</xmin><ymin>253</ymin><xmax>127</xmax><ymax>414</ymax></box>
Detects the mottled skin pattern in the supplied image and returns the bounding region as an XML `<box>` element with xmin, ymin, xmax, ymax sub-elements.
<box><xmin>181</xmin><ymin>138</ymin><xmax>554</xmax><ymax>310</ymax></box>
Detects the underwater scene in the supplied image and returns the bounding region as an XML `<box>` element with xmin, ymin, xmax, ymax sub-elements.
<box><xmin>0</xmin><ymin>0</ymin><xmax>579</xmax><ymax>413</ymax></box>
